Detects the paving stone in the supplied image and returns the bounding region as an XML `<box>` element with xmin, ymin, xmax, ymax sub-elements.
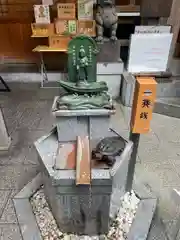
<box><xmin>0</xmin><ymin>165</ymin><xmax>40</xmax><ymax>190</ymax></box>
<box><xmin>10</xmin><ymin>129</ymin><xmax>48</xmax><ymax>147</ymax></box>
<box><xmin>0</xmin><ymin>144</ymin><xmax>39</xmax><ymax>165</ymax></box>
<box><xmin>147</xmin><ymin>214</ymin><xmax>168</xmax><ymax>240</ymax></box>
<box><xmin>0</xmin><ymin>191</ymin><xmax>11</xmax><ymax>217</ymax></box>
<box><xmin>15</xmin><ymin>108</ymin><xmax>42</xmax><ymax>130</ymax></box>
<box><xmin>0</xmin><ymin>199</ymin><xmax>17</xmax><ymax>223</ymax></box>
<box><xmin>0</xmin><ymin>224</ymin><xmax>22</xmax><ymax>239</ymax></box>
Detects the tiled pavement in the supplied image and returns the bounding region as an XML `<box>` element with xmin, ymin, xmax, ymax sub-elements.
<box><xmin>0</xmin><ymin>83</ymin><xmax>180</xmax><ymax>239</ymax></box>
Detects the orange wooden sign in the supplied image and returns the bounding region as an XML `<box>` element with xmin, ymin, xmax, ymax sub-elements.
<box><xmin>130</xmin><ymin>77</ymin><xmax>157</xmax><ymax>134</ymax></box>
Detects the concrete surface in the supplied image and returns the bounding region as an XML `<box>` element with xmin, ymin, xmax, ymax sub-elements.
<box><xmin>0</xmin><ymin>82</ymin><xmax>180</xmax><ymax>239</ymax></box>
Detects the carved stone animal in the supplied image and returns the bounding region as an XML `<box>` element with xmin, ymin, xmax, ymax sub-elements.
<box><xmin>95</xmin><ymin>2</ymin><xmax>118</xmax><ymax>43</ymax></box>
<box><xmin>92</xmin><ymin>136</ymin><xmax>126</xmax><ymax>166</ymax></box>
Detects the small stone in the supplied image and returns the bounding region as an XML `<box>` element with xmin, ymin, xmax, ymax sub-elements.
<box><xmin>99</xmin><ymin>234</ymin><xmax>107</xmax><ymax>240</ymax></box>
<box><xmin>64</xmin><ymin>235</ymin><xmax>71</xmax><ymax>240</ymax></box>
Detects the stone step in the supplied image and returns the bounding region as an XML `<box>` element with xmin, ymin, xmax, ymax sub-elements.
<box><xmin>156</xmin><ymin>78</ymin><xmax>180</xmax><ymax>98</ymax></box>
<box><xmin>154</xmin><ymin>97</ymin><xmax>180</xmax><ymax>118</ymax></box>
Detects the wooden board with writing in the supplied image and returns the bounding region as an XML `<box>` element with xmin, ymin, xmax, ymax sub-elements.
<box><xmin>77</xmin><ymin>20</ymin><xmax>96</xmax><ymax>36</ymax></box>
<box><xmin>57</xmin><ymin>3</ymin><xmax>76</xmax><ymax>20</ymax></box>
<box><xmin>130</xmin><ymin>77</ymin><xmax>157</xmax><ymax>134</ymax></box>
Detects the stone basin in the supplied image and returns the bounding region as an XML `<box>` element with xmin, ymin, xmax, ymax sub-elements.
<box><xmin>33</xmin><ymin>127</ymin><xmax>133</xmax><ymax>235</ymax></box>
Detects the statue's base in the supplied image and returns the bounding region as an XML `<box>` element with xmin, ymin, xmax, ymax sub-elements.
<box><xmin>96</xmin><ymin>40</ymin><xmax>123</xmax><ymax>99</ymax></box>
<box><xmin>97</xmin><ymin>40</ymin><xmax>121</xmax><ymax>63</ymax></box>
<box><xmin>59</xmin><ymin>80</ymin><xmax>108</xmax><ymax>94</ymax></box>
<box><xmin>52</xmin><ymin>96</ymin><xmax>115</xmax><ymax>142</ymax></box>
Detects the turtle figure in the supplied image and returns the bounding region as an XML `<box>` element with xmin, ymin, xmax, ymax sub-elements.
<box><xmin>92</xmin><ymin>136</ymin><xmax>126</xmax><ymax>166</ymax></box>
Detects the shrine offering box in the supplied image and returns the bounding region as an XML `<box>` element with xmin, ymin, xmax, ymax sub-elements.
<box><xmin>77</xmin><ymin>20</ymin><xmax>96</xmax><ymax>36</ymax></box>
<box><xmin>49</xmin><ymin>35</ymin><xmax>71</xmax><ymax>49</ymax></box>
<box><xmin>31</xmin><ymin>23</ymin><xmax>54</xmax><ymax>37</ymax></box>
<box><xmin>34</xmin><ymin>5</ymin><xmax>50</xmax><ymax>24</ymax></box>
<box><xmin>57</xmin><ymin>3</ymin><xmax>76</xmax><ymax>20</ymax></box>
<box><xmin>77</xmin><ymin>0</ymin><xmax>94</xmax><ymax>20</ymax></box>
<box><xmin>55</xmin><ymin>19</ymin><xmax>77</xmax><ymax>35</ymax></box>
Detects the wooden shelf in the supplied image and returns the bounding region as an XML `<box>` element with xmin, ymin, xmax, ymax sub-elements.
<box><xmin>33</xmin><ymin>45</ymin><xmax>67</xmax><ymax>52</ymax></box>
<box><xmin>31</xmin><ymin>35</ymin><xmax>49</xmax><ymax>38</ymax></box>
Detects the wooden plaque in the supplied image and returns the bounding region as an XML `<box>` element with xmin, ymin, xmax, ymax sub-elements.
<box><xmin>130</xmin><ymin>77</ymin><xmax>157</xmax><ymax>134</ymax></box>
<box><xmin>77</xmin><ymin>20</ymin><xmax>96</xmax><ymax>36</ymax></box>
<box><xmin>57</xmin><ymin>3</ymin><xmax>76</xmax><ymax>20</ymax></box>
<box><xmin>49</xmin><ymin>35</ymin><xmax>71</xmax><ymax>49</ymax></box>
<box><xmin>76</xmin><ymin>136</ymin><xmax>91</xmax><ymax>185</ymax></box>
<box><xmin>55</xmin><ymin>20</ymin><xmax>68</xmax><ymax>35</ymax></box>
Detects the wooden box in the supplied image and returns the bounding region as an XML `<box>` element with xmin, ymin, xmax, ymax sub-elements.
<box><xmin>57</xmin><ymin>3</ymin><xmax>76</xmax><ymax>20</ymax></box>
<box><xmin>31</xmin><ymin>23</ymin><xmax>54</xmax><ymax>37</ymax></box>
<box><xmin>49</xmin><ymin>35</ymin><xmax>71</xmax><ymax>49</ymax></box>
<box><xmin>55</xmin><ymin>19</ymin><xmax>77</xmax><ymax>35</ymax></box>
<box><xmin>77</xmin><ymin>20</ymin><xmax>96</xmax><ymax>36</ymax></box>
<box><xmin>55</xmin><ymin>20</ymin><xmax>68</xmax><ymax>34</ymax></box>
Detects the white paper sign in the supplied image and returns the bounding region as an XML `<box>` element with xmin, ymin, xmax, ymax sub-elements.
<box><xmin>135</xmin><ymin>26</ymin><xmax>171</xmax><ymax>34</ymax></box>
<box><xmin>128</xmin><ymin>33</ymin><xmax>173</xmax><ymax>73</ymax></box>
<box><xmin>34</xmin><ymin>5</ymin><xmax>50</xmax><ymax>24</ymax></box>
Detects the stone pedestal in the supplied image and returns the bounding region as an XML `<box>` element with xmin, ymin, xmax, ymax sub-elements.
<box><xmin>35</xmin><ymin>129</ymin><xmax>112</xmax><ymax>235</ymax></box>
<box><xmin>97</xmin><ymin>40</ymin><xmax>124</xmax><ymax>99</ymax></box>
<box><xmin>35</xmin><ymin>127</ymin><xmax>133</xmax><ymax>235</ymax></box>
<box><xmin>0</xmin><ymin>108</ymin><xmax>11</xmax><ymax>151</ymax></box>
<box><xmin>34</xmin><ymin>98</ymin><xmax>133</xmax><ymax>235</ymax></box>
<box><xmin>52</xmin><ymin>96</ymin><xmax>116</xmax><ymax>142</ymax></box>
<box><xmin>121</xmin><ymin>72</ymin><xmax>136</xmax><ymax>107</ymax></box>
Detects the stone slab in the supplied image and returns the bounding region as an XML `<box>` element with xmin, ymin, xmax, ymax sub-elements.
<box><xmin>13</xmin><ymin>198</ymin><xmax>42</xmax><ymax>240</ymax></box>
<box><xmin>89</xmin><ymin>116</ymin><xmax>110</xmax><ymax>139</ymax></box>
<box><xmin>0</xmin><ymin>199</ymin><xmax>17</xmax><ymax>223</ymax></box>
<box><xmin>97</xmin><ymin>40</ymin><xmax>121</xmax><ymax>63</ymax></box>
<box><xmin>14</xmin><ymin>173</ymin><xmax>43</xmax><ymax>199</ymax></box>
<box><xmin>43</xmin><ymin>173</ymin><xmax>111</xmax><ymax>235</ymax></box>
<box><xmin>0</xmin><ymin>107</ymin><xmax>11</xmax><ymax>151</ymax></box>
<box><xmin>0</xmin><ymin>164</ymin><xmax>40</xmax><ymax>190</ymax></box>
<box><xmin>56</xmin><ymin>116</ymin><xmax>88</xmax><ymax>142</ymax></box>
<box><xmin>55</xmin><ymin>186</ymin><xmax>112</xmax><ymax>195</ymax></box>
<box><xmin>35</xmin><ymin>127</ymin><xmax>112</xmax><ymax>185</ymax></box>
<box><xmin>0</xmin><ymin>224</ymin><xmax>23</xmax><ymax>240</ymax></box>
<box><xmin>128</xmin><ymin>199</ymin><xmax>157</xmax><ymax>240</ymax></box>
<box><xmin>120</xmin><ymin>72</ymin><xmax>135</xmax><ymax>107</ymax></box>
<box><xmin>13</xmin><ymin>174</ymin><xmax>44</xmax><ymax>240</ymax></box>
<box><xmin>154</xmin><ymin>98</ymin><xmax>180</xmax><ymax>118</ymax></box>
<box><xmin>110</xmin><ymin>140</ymin><xmax>133</xmax><ymax>218</ymax></box>
<box><xmin>133</xmin><ymin>177</ymin><xmax>157</xmax><ymax>200</ymax></box>
<box><xmin>0</xmin><ymin>190</ymin><xmax>11</xmax><ymax>217</ymax></box>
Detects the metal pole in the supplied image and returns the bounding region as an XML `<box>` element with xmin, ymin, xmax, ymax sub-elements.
<box><xmin>125</xmin><ymin>131</ymin><xmax>140</xmax><ymax>192</ymax></box>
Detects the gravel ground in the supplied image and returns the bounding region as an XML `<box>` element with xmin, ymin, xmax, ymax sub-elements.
<box><xmin>30</xmin><ymin>187</ymin><xmax>140</xmax><ymax>240</ymax></box>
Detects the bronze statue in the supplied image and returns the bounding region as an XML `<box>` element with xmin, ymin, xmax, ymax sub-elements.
<box><xmin>92</xmin><ymin>136</ymin><xmax>126</xmax><ymax>166</ymax></box>
<box><xmin>95</xmin><ymin>0</ymin><xmax>118</xmax><ymax>43</ymax></box>
<box><xmin>56</xmin><ymin>35</ymin><xmax>114</xmax><ymax>110</ymax></box>
<box><xmin>76</xmin><ymin>46</ymin><xmax>89</xmax><ymax>85</ymax></box>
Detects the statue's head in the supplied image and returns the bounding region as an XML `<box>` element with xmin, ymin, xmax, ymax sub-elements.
<box><xmin>79</xmin><ymin>46</ymin><xmax>86</xmax><ymax>58</ymax></box>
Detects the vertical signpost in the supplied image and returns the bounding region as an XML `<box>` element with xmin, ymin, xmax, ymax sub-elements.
<box><xmin>126</xmin><ymin>77</ymin><xmax>157</xmax><ymax>191</ymax></box>
<box><xmin>125</xmin><ymin>29</ymin><xmax>173</xmax><ymax>191</ymax></box>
